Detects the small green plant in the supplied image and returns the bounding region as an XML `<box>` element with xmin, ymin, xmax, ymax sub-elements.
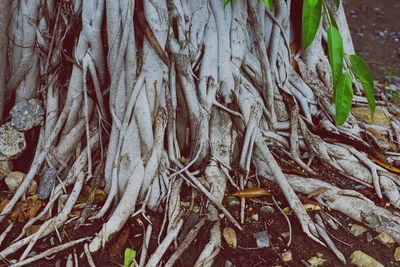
<box><xmin>302</xmin><ymin>0</ymin><xmax>375</xmax><ymax>125</ymax></box>
<box><xmin>224</xmin><ymin>0</ymin><xmax>376</xmax><ymax>126</ymax></box>
<box><xmin>124</xmin><ymin>248</ymin><xmax>136</xmax><ymax>267</ymax></box>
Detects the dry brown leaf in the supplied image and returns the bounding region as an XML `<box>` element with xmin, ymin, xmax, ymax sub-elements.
<box><xmin>26</xmin><ymin>198</ymin><xmax>43</xmax><ymax>219</ymax></box>
<box><xmin>26</xmin><ymin>225</ymin><xmax>41</xmax><ymax>236</ymax></box>
<box><xmin>0</xmin><ymin>199</ymin><xmax>9</xmax><ymax>213</ymax></box>
<box><xmin>370</xmin><ymin>157</ymin><xmax>400</xmax><ymax>174</ymax></box>
<box><xmin>109</xmin><ymin>227</ymin><xmax>131</xmax><ymax>257</ymax></box>
<box><xmin>307</xmin><ymin>187</ymin><xmax>330</xmax><ymax>199</ymax></box>
<box><xmin>82</xmin><ymin>185</ymin><xmax>107</xmax><ymax>204</ymax></box>
<box><xmin>352</xmin><ymin>107</ymin><xmax>391</xmax><ymax>128</ymax></box>
<box><xmin>232</xmin><ymin>187</ymin><xmax>271</xmax><ymax>198</ymax></box>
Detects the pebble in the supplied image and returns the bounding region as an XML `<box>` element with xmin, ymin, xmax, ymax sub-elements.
<box><xmin>0</xmin><ymin>123</ymin><xmax>26</xmax><ymax>159</ymax></box>
<box><xmin>5</xmin><ymin>171</ymin><xmax>37</xmax><ymax>195</ymax></box>
<box><xmin>38</xmin><ymin>167</ymin><xmax>58</xmax><ymax>199</ymax></box>
<box><xmin>281</xmin><ymin>251</ymin><xmax>292</xmax><ymax>262</ymax></box>
<box><xmin>0</xmin><ymin>160</ymin><xmax>12</xmax><ymax>178</ymax></box>
<box><xmin>254</xmin><ymin>231</ymin><xmax>270</xmax><ymax>248</ymax></box>
<box><xmin>350</xmin><ymin>224</ymin><xmax>368</xmax><ymax>237</ymax></box>
<box><xmin>395</xmin><ymin>247</ymin><xmax>400</xmax><ymax>262</ymax></box>
<box><xmin>10</xmin><ymin>99</ymin><xmax>45</xmax><ymax>131</ymax></box>
<box><xmin>260</xmin><ymin>205</ymin><xmax>275</xmax><ymax>214</ymax></box>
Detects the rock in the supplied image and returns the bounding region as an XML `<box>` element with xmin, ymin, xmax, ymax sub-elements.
<box><xmin>281</xmin><ymin>251</ymin><xmax>292</xmax><ymax>262</ymax></box>
<box><xmin>375</xmin><ymin>232</ymin><xmax>395</xmax><ymax>247</ymax></box>
<box><xmin>38</xmin><ymin>167</ymin><xmax>57</xmax><ymax>199</ymax></box>
<box><xmin>307</xmin><ymin>256</ymin><xmax>327</xmax><ymax>266</ymax></box>
<box><xmin>350</xmin><ymin>224</ymin><xmax>368</xmax><ymax>237</ymax></box>
<box><xmin>254</xmin><ymin>231</ymin><xmax>270</xmax><ymax>248</ymax></box>
<box><xmin>0</xmin><ymin>160</ymin><xmax>12</xmax><ymax>178</ymax></box>
<box><xmin>0</xmin><ymin>123</ymin><xmax>26</xmax><ymax>159</ymax></box>
<box><xmin>281</xmin><ymin>232</ymin><xmax>290</xmax><ymax>238</ymax></box>
<box><xmin>260</xmin><ymin>205</ymin><xmax>275</xmax><ymax>214</ymax></box>
<box><xmin>350</xmin><ymin>251</ymin><xmax>384</xmax><ymax>267</ymax></box>
<box><xmin>395</xmin><ymin>247</ymin><xmax>400</xmax><ymax>262</ymax></box>
<box><xmin>10</xmin><ymin>99</ymin><xmax>45</xmax><ymax>131</ymax></box>
<box><xmin>252</xmin><ymin>213</ymin><xmax>259</xmax><ymax>221</ymax></box>
<box><xmin>5</xmin><ymin>171</ymin><xmax>37</xmax><ymax>195</ymax></box>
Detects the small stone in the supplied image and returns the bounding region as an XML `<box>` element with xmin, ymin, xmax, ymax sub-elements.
<box><xmin>375</xmin><ymin>232</ymin><xmax>395</xmax><ymax>247</ymax></box>
<box><xmin>5</xmin><ymin>171</ymin><xmax>37</xmax><ymax>195</ymax></box>
<box><xmin>0</xmin><ymin>160</ymin><xmax>12</xmax><ymax>178</ymax></box>
<box><xmin>252</xmin><ymin>213</ymin><xmax>259</xmax><ymax>221</ymax></box>
<box><xmin>281</xmin><ymin>251</ymin><xmax>292</xmax><ymax>262</ymax></box>
<box><xmin>350</xmin><ymin>250</ymin><xmax>384</xmax><ymax>267</ymax></box>
<box><xmin>281</xmin><ymin>232</ymin><xmax>290</xmax><ymax>238</ymax></box>
<box><xmin>350</xmin><ymin>224</ymin><xmax>368</xmax><ymax>237</ymax></box>
<box><xmin>0</xmin><ymin>123</ymin><xmax>26</xmax><ymax>159</ymax></box>
<box><xmin>10</xmin><ymin>99</ymin><xmax>45</xmax><ymax>131</ymax></box>
<box><xmin>254</xmin><ymin>231</ymin><xmax>270</xmax><ymax>248</ymax></box>
<box><xmin>38</xmin><ymin>167</ymin><xmax>57</xmax><ymax>199</ymax></box>
<box><xmin>308</xmin><ymin>256</ymin><xmax>327</xmax><ymax>266</ymax></box>
<box><xmin>260</xmin><ymin>205</ymin><xmax>275</xmax><ymax>214</ymax></box>
<box><xmin>395</xmin><ymin>247</ymin><xmax>400</xmax><ymax>262</ymax></box>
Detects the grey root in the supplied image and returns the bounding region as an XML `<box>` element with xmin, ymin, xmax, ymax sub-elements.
<box><xmin>0</xmin><ymin>0</ymin><xmax>399</xmax><ymax>266</ymax></box>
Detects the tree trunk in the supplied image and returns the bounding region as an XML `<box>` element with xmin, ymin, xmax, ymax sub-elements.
<box><xmin>0</xmin><ymin>0</ymin><xmax>399</xmax><ymax>266</ymax></box>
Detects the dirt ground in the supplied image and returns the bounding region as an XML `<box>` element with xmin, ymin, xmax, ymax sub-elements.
<box><xmin>343</xmin><ymin>0</ymin><xmax>400</xmax><ymax>82</ymax></box>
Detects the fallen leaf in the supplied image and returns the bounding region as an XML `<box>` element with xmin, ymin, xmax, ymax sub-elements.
<box><xmin>109</xmin><ymin>227</ymin><xmax>131</xmax><ymax>257</ymax></box>
<box><xmin>232</xmin><ymin>188</ymin><xmax>271</xmax><ymax>198</ymax></box>
<box><xmin>283</xmin><ymin>203</ymin><xmax>321</xmax><ymax>215</ymax></box>
<box><xmin>370</xmin><ymin>157</ymin><xmax>400</xmax><ymax>174</ymax></box>
<box><xmin>223</xmin><ymin>227</ymin><xmax>237</xmax><ymax>249</ymax></box>
<box><xmin>375</xmin><ymin>232</ymin><xmax>395</xmax><ymax>247</ymax></box>
<box><xmin>395</xmin><ymin>247</ymin><xmax>400</xmax><ymax>262</ymax></box>
<box><xmin>307</xmin><ymin>187</ymin><xmax>330</xmax><ymax>198</ymax></box>
<box><xmin>352</xmin><ymin>107</ymin><xmax>391</xmax><ymax>128</ymax></box>
<box><xmin>0</xmin><ymin>199</ymin><xmax>9</xmax><ymax>213</ymax></box>
<box><xmin>303</xmin><ymin>204</ymin><xmax>322</xmax><ymax>211</ymax></box>
<box><xmin>350</xmin><ymin>250</ymin><xmax>384</xmax><ymax>267</ymax></box>
<box><xmin>26</xmin><ymin>197</ymin><xmax>43</xmax><ymax>219</ymax></box>
<box><xmin>82</xmin><ymin>185</ymin><xmax>107</xmax><ymax>204</ymax></box>
<box><xmin>26</xmin><ymin>225</ymin><xmax>41</xmax><ymax>236</ymax></box>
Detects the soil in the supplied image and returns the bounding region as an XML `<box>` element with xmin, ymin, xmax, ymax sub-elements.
<box><xmin>1</xmin><ymin>1</ymin><xmax>399</xmax><ymax>267</ymax></box>
<box><xmin>343</xmin><ymin>0</ymin><xmax>400</xmax><ymax>82</ymax></box>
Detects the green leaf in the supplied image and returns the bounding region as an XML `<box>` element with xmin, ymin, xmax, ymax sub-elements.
<box><xmin>307</xmin><ymin>0</ymin><xmax>318</xmax><ymax>7</ymax></box>
<box><xmin>334</xmin><ymin>0</ymin><xmax>341</xmax><ymax>8</ymax></box>
<box><xmin>124</xmin><ymin>248</ymin><xmax>136</xmax><ymax>267</ymax></box>
<box><xmin>224</xmin><ymin>0</ymin><xmax>230</xmax><ymax>7</ymax></box>
<box><xmin>335</xmin><ymin>72</ymin><xmax>353</xmax><ymax>126</ymax></box>
<box><xmin>349</xmin><ymin>55</ymin><xmax>376</xmax><ymax>115</ymax></box>
<box><xmin>263</xmin><ymin>0</ymin><xmax>273</xmax><ymax>11</ymax></box>
<box><xmin>302</xmin><ymin>0</ymin><xmax>322</xmax><ymax>48</ymax></box>
<box><xmin>327</xmin><ymin>26</ymin><xmax>343</xmax><ymax>86</ymax></box>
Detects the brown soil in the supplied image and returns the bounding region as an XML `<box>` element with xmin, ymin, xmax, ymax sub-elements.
<box><xmin>343</xmin><ymin>0</ymin><xmax>400</xmax><ymax>81</ymax></box>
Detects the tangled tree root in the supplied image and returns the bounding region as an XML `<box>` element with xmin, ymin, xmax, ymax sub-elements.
<box><xmin>0</xmin><ymin>0</ymin><xmax>399</xmax><ymax>266</ymax></box>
